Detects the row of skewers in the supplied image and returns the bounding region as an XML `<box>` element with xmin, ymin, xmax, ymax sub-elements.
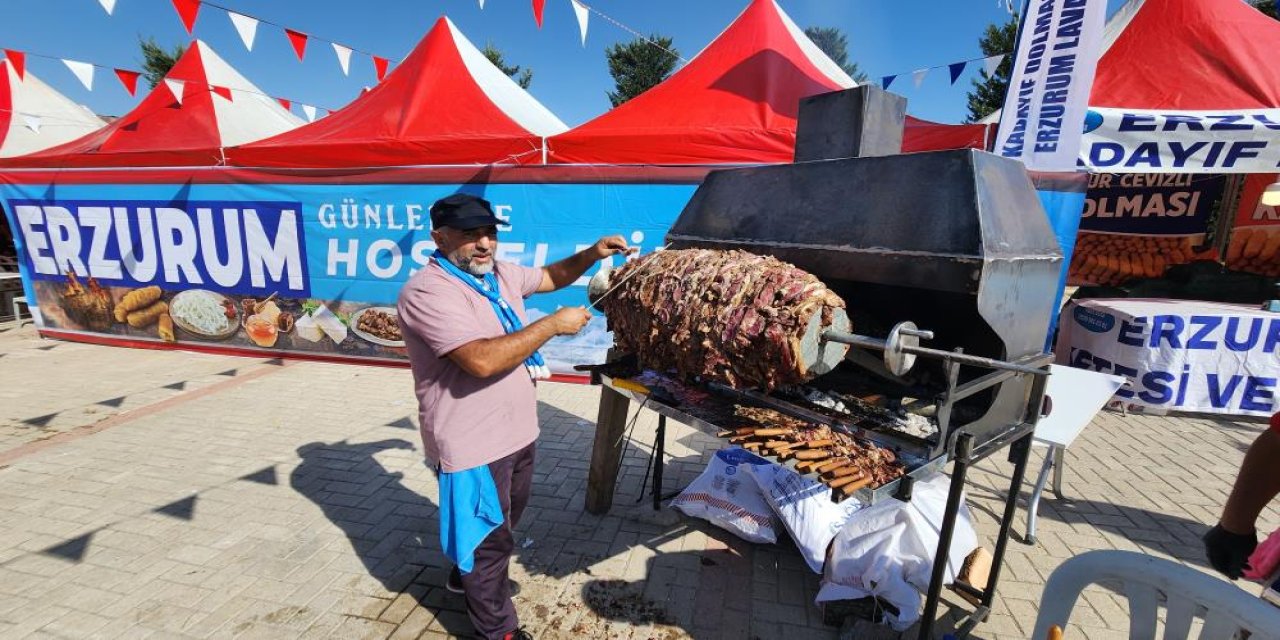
<box><xmin>716</xmin><ymin>406</ymin><xmax>905</xmax><ymax>501</ymax></box>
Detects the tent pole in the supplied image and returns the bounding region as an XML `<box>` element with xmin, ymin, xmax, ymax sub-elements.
<box><xmin>541</xmin><ymin>138</ymin><xmax>548</xmax><ymax>165</ymax></box>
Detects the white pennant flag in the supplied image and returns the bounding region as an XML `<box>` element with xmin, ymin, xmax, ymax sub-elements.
<box><xmin>571</xmin><ymin>0</ymin><xmax>590</xmax><ymax>46</ymax></box>
<box><xmin>478</xmin><ymin>0</ymin><xmax>485</xmax><ymax>8</ymax></box>
<box><xmin>62</xmin><ymin>59</ymin><xmax>95</xmax><ymax>91</ymax></box>
<box><xmin>332</xmin><ymin>43</ymin><xmax>352</xmax><ymax>76</ymax></box>
<box><xmin>228</xmin><ymin>12</ymin><xmax>260</xmax><ymax>52</ymax></box>
<box><xmin>983</xmin><ymin>54</ymin><xmax>1005</xmax><ymax>78</ymax></box>
<box><xmin>164</xmin><ymin>78</ymin><xmax>185</xmax><ymax>105</ymax></box>
<box><xmin>301</xmin><ymin>104</ymin><xmax>317</xmax><ymax>122</ymax></box>
<box><xmin>22</xmin><ymin>114</ymin><xmax>41</xmax><ymax>133</ymax></box>
<box><xmin>98</xmin><ymin>0</ymin><xmax>117</xmax><ymax>15</ymax></box>
<box><xmin>912</xmin><ymin>68</ymin><xmax>929</xmax><ymax>88</ymax></box>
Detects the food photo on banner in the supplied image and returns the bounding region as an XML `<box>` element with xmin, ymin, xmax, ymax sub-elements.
<box><xmin>1227</xmin><ymin>173</ymin><xmax>1280</xmax><ymax>278</ymax></box>
<box><xmin>1068</xmin><ymin>172</ymin><xmax>1227</xmax><ymax>286</ymax></box>
<box><xmin>0</xmin><ymin>177</ymin><xmax>697</xmax><ymax>373</ymax></box>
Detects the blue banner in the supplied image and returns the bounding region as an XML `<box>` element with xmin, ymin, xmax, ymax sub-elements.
<box><xmin>1</xmin><ymin>179</ymin><xmax>698</xmax><ymax>372</ymax></box>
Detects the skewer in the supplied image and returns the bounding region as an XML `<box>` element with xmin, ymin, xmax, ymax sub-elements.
<box><xmin>792</xmin><ymin>449</ymin><xmax>831</xmax><ymax>461</ymax></box>
<box><xmin>752</xmin><ymin>428</ymin><xmax>794</xmax><ymax>437</ymax></box>
<box><xmin>826</xmin><ymin>472</ymin><xmax>869</xmax><ymax>490</ymax></box>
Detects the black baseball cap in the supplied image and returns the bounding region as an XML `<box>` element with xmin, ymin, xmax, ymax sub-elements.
<box><xmin>430</xmin><ymin>193</ymin><xmax>503</xmax><ymax>230</ymax></box>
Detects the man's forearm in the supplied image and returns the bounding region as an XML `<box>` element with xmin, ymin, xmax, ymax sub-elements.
<box><xmin>448</xmin><ymin>317</ymin><xmax>560</xmax><ymax>378</ymax></box>
<box><xmin>1221</xmin><ymin>429</ymin><xmax>1280</xmax><ymax>533</ymax></box>
<box><xmin>543</xmin><ymin>247</ymin><xmax>598</xmax><ymax>291</ymax></box>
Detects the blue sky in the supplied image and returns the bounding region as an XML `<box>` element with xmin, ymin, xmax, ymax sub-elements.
<box><xmin>0</xmin><ymin>0</ymin><xmax>1130</xmax><ymax>127</ymax></box>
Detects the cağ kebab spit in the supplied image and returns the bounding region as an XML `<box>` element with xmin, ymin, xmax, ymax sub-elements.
<box><xmin>592</xmin><ymin>248</ymin><xmax>851</xmax><ymax>391</ymax></box>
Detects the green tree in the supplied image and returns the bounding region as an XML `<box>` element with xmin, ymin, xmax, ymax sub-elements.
<box><xmin>1249</xmin><ymin>0</ymin><xmax>1278</xmax><ymax>20</ymax></box>
<box><xmin>965</xmin><ymin>16</ymin><xmax>1018</xmax><ymax>123</ymax></box>
<box><xmin>803</xmin><ymin>26</ymin><xmax>868</xmax><ymax>84</ymax></box>
<box><xmin>482</xmin><ymin>43</ymin><xmax>532</xmax><ymax>89</ymax></box>
<box><xmin>605</xmin><ymin>35</ymin><xmax>679</xmax><ymax>107</ymax></box>
<box><xmin>139</xmin><ymin>37</ymin><xmax>185</xmax><ymax>88</ymax></box>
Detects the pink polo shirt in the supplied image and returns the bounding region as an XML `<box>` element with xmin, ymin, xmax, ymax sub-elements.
<box><xmin>397</xmin><ymin>258</ymin><xmax>545</xmax><ymax>472</ymax></box>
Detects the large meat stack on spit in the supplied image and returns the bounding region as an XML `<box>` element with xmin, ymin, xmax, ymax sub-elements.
<box><xmin>717</xmin><ymin>406</ymin><xmax>905</xmax><ymax>500</ymax></box>
<box><xmin>599</xmin><ymin>249</ymin><xmax>847</xmax><ymax>390</ymax></box>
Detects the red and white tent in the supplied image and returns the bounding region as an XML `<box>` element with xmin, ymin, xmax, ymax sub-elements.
<box><xmin>2</xmin><ymin>41</ymin><xmax>302</xmax><ymax>168</ymax></box>
<box><xmin>0</xmin><ymin>61</ymin><xmax>105</xmax><ymax>157</ymax></box>
<box><xmin>1091</xmin><ymin>0</ymin><xmax>1280</xmax><ymax>110</ymax></box>
<box><xmin>548</xmin><ymin>0</ymin><xmax>988</xmax><ymax>165</ymax></box>
<box><xmin>228</xmin><ymin>17</ymin><xmax>568</xmax><ymax>168</ymax></box>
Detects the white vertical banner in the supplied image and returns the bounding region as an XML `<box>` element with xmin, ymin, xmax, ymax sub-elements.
<box><xmin>994</xmin><ymin>0</ymin><xmax>1107</xmax><ymax>171</ymax></box>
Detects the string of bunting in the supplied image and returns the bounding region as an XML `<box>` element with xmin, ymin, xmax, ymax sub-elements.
<box><xmin>881</xmin><ymin>52</ymin><xmax>1009</xmax><ymax>91</ymax></box>
<box><xmin>94</xmin><ymin>0</ymin><xmax>396</xmax><ymax>81</ymax></box>
<box><xmin>1</xmin><ymin>47</ymin><xmax>336</xmax><ymax>126</ymax></box>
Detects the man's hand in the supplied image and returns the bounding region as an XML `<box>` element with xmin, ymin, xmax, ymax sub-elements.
<box><xmin>550</xmin><ymin>306</ymin><xmax>592</xmax><ymax>335</ymax></box>
<box><xmin>590</xmin><ymin>235</ymin><xmax>636</xmax><ymax>261</ymax></box>
<box><xmin>1203</xmin><ymin>523</ymin><xmax>1257</xmax><ymax>579</ymax></box>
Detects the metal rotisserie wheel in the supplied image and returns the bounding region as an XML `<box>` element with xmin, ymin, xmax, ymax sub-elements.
<box><xmin>591</xmin><ymin>248</ymin><xmax>851</xmax><ymax>391</ymax></box>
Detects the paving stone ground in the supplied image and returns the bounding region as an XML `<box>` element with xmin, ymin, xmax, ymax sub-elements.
<box><xmin>0</xmin><ymin>324</ymin><xmax>1276</xmax><ymax>639</ymax></box>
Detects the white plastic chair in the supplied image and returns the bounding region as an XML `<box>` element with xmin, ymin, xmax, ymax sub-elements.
<box><xmin>1031</xmin><ymin>550</ymin><xmax>1280</xmax><ymax>640</ymax></box>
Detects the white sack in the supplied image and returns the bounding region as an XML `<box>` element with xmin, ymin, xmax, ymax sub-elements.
<box><xmin>752</xmin><ymin>463</ymin><xmax>867</xmax><ymax>573</ymax></box>
<box><xmin>816</xmin><ymin>473</ymin><xmax>977</xmax><ymax>631</ymax></box>
<box><xmin>671</xmin><ymin>447</ymin><xmax>779</xmax><ymax>544</ymax></box>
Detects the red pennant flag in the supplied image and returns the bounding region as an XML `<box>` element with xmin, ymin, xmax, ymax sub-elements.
<box><xmin>114</xmin><ymin>68</ymin><xmax>140</xmax><ymax>96</ymax></box>
<box><xmin>372</xmin><ymin>56</ymin><xmax>389</xmax><ymax>81</ymax></box>
<box><xmin>171</xmin><ymin>0</ymin><xmax>201</xmax><ymax>34</ymax></box>
<box><xmin>532</xmin><ymin>0</ymin><xmax>546</xmax><ymax>28</ymax></box>
<box><xmin>211</xmin><ymin>85</ymin><xmax>233</xmax><ymax>101</ymax></box>
<box><xmin>285</xmin><ymin>29</ymin><xmax>309</xmax><ymax>61</ymax></box>
<box><xmin>277</xmin><ymin>97</ymin><xmax>291</xmax><ymax>111</ymax></box>
<box><xmin>4</xmin><ymin>50</ymin><xmax>25</xmax><ymax>80</ymax></box>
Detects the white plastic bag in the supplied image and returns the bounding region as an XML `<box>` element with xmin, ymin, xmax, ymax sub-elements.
<box><xmin>815</xmin><ymin>473</ymin><xmax>977</xmax><ymax>631</ymax></box>
<box><xmin>751</xmin><ymin>463</ymin><xmax>867</xmax><ymax>573</ymax></box>
<box><xmin>671</xmin><ymin>447</ymin><xmax>779</xmax><ymax>544</ymax></box>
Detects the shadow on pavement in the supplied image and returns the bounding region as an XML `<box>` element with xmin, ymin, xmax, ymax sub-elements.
<box><xmin>291</xmin><ymin>438</ymin><xmax>476</xmax><ymax>638</ymax></box>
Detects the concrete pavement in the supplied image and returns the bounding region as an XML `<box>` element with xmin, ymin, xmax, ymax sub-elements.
<box><xmin>0</xmin><ymin>325</ymin><xmax>1275</xmax><ymax>639</ymax></box>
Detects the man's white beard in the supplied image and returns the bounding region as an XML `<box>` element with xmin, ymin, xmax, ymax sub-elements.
<box><xmin>448</xmin><ymin>249</ymin><xmax>494</xmax><ymax>276</ymax></box>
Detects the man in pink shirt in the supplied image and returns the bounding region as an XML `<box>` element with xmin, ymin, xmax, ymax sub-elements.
<box><xmin>397</xmin><ymin>194</ymin><xmax>630</xmax><ymax>640</ymax></box>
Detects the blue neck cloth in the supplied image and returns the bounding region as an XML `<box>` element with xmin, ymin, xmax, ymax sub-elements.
<box><xmin>433</xmin><ymin>250</ymin><xmax>549</xmax><ymax>380</ymax></box>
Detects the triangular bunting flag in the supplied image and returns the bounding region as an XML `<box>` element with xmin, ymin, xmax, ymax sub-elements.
<box><xmin>22</xmin><ymin>114</ymin><xmax>41</xmax><ymax>133</ymax></box>
<box><xmin>211</xmin><ymin>85</ymin><xmax>233</xmax><ymax>101</ymax></box>
<box><xmin>277</xmin><ymin>97</ymin><xmax>291</xmax><ymax>110</ymax></box>
<box><xmin>285</xmin><ymin>28</ymin><xmax>309</xmax><ymax>61</ymax></box>
<box><xmin>164</xmin><ymin>78</ymin><xmax>185</xmax><ymax>105</ymax></box>
<box><xmin>62</xmin><ymin>59</ymin><xmax>95</xmax><ymax>91</ymax></box>
<box><xmin>98</xmin><ymin>0</ymin><xmax>117</xmax><ymax>15</ymax></box>
<box><xmin>881</xmin><ymin>75</ymin><xmax>896</xmax><ymax>90</ymax></box>
<box><xmin>4</xmin><ymin>50</ymin><xmax>25</xmax><ymax>81</ymax></box>
<box><xmin>948</xmin><ymin>61</ymin><xmax>967</xmax><ymax>85</ymax></box>
<box><xmin>171</xmin><ymin>0</ymin><xmax>202</xmax><ymax>35</ymax></box>
<box><xmin>114</xmin><ymin>68</ymin><xmax>140</xmax><ymax>96</ymax></box>
<box><xmin>228</xmin><ymin>12</ymin><xmax>259</xmax><ymax>51</ymax></box>
<box><xmin>332</xmin><ymin>43</ymin><xmax>352</xmax><ymax>76</ymax></box>
<box><xmin>478</xmin><ymin>0</ymin><xmax>486</xmax><ymax>7</ymax></box>
<box><xmin>571</xmin><ymin>0</ymin><xmax>590</xmax><ymax>46</ymax></box>
<box><xmin>983</xmin><ymin>54</ymin><xmax>1005</xmax><ymax>78</ymax></box>
<box><xmin>532</xmin><ymin>0</ymin><xmax>546</xmax><ymax>28</ymax></box>
<box><xmin>911</xmin><ymin>68</ymin><xmax>929</xmax><ymax>88</ymax></box>
<box><xmin>373</xmin><ymin>56</ymin><xmax>389</xmax><ymax>81</ymax></box>
<box><xmin>301</xmin><ymin>104</ymin><xmax>317</xmax><ymax>122</ymax></box>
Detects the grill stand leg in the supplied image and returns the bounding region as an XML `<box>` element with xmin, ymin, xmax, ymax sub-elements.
<box><xmin>918</xmin><ymin>432</ymin><xmax>973</xmax><ymax>640</ymax></box>
<box><xmin>586</xmin><ymin>386</ymin><xmax>632</xmax><ymax>515</ymax></box>
<box><xmin>652</xmin><ymin>415</ymin><xmax>667</xmax><ymax>511</ymax></box>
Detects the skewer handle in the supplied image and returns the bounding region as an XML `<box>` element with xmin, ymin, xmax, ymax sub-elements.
<box><xmin>793</xmin><ymin>449</ymin><xmax>831</xmax><ymax>461</ymax></box>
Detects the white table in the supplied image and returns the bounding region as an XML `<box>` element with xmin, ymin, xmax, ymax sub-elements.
<box><xmin>1025</xmin><ymin>364</ymin><xmax>1127</xmax><ymax>544</ymax></box>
